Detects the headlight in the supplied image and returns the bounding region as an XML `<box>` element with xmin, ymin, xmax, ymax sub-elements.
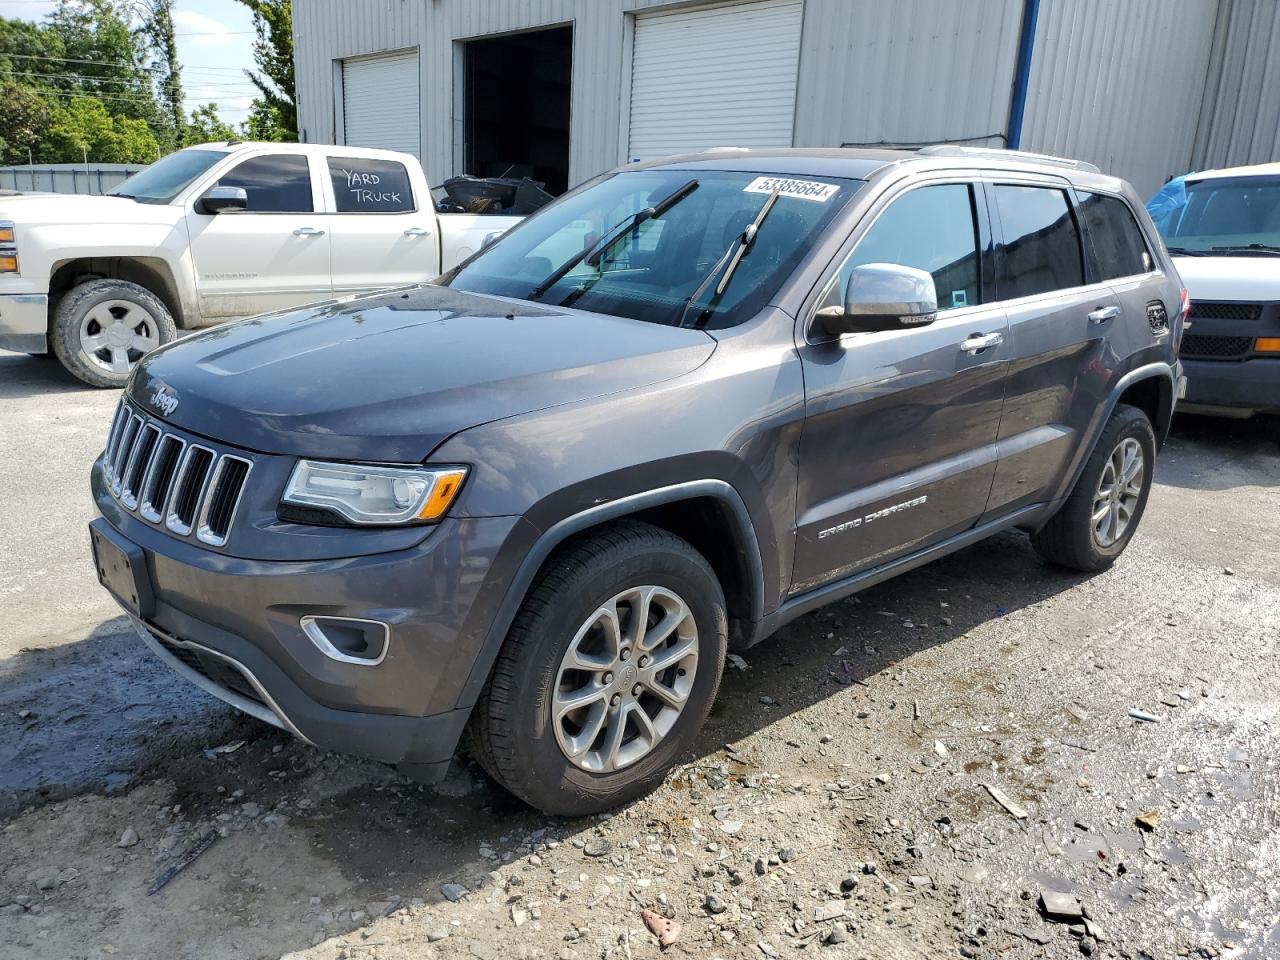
<box><xmin>281</xmin><ymin>460</ymin><xmax>467</xmax><ymax>525</ymax></box>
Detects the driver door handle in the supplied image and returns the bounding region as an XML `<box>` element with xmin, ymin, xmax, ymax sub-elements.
<box><xmin>1088</xmin><ymin>305</ymin><xmax>1121</xmax><ymax>324</ymax></box>
<box><xmin>403</xmin><ymin>226</ymin><xmax>431</xmax><ymax>237</ymax></box>
<box><xmin>293</xmin><ymin>226</ymin><xmax>325</xmax><ymax>237</ymax></box>
<box><xmin>960</xmin><ymin>331</ymin><xmax>1004</xmax><ymax>354</ymax></box>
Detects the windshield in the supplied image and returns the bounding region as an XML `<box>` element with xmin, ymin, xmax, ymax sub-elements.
<box><xmin>1152</xmin><ymin>175</ymin><xmax>1280</xmax><ymax>255</ymax></box>
<box><xmin>109</xmin><ymin>148</ymin><xmax>226</xmax><ymax>203</ymax></box>
<box><xmin>443</xmin><ymin>169</ymin><xmax>860</xmax><ymax>328</ymax></box>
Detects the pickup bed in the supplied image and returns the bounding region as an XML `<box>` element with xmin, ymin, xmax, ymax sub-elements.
<box><xmin>0</xmin><ymin>141</ymin><xmax>522</xmax><ymax>386</ymax></box>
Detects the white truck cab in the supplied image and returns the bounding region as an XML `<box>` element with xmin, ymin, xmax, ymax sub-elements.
<box><xmin>1149</xmin><ymin>162</ymin><xmax>1280</xmax><ymax>417</ymax></box>
<box><xmin>0</xmin><ymin>142</ymin><xmax>522</xmax><ymax>386</ymax></box>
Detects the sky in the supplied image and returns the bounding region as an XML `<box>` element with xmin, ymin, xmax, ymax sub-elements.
<box><xmin>7</xmin><ymin>0</ymin><xmax>261</xmax><ymax>125</ymax></box>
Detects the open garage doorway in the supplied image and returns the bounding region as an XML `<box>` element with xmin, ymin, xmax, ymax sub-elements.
<box><xmin>463</xmin><ymin>25</ymin><xmax>572</xmax><ymax>196</ymax></box>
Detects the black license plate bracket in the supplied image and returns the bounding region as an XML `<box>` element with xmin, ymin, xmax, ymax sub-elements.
<box><xmin>90</xmin><ymin>519</ymin><xmax>155</xmax><ymax>619</ymax></box>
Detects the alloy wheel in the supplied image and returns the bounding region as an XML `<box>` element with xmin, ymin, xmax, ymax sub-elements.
<box><xmin>78</xmin><ymin>299</ymin><xmax>159</xmax><ymax>376</ymax></box>
<box><xmin>552</xmin><ymin>585</ymin><xmax>699</xmax><ymax>773</ymax></box>
<box><xmin>1092</xmin><ymin>437</ymin><xmax>1145</xmax><ymax>548</ymax></box>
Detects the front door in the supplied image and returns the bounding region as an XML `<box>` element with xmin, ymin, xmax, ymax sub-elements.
<box><xmin>792</xmin><ymin>181</ymin><xmax>1009</xmax><ymax>595</ymax></box>
<box><xmin>186</xmin><ymin>152</ymin><xmax>332</xmax><ymax>320</ymax></box>
<box><xmin>322</xmin><ymin>154</ymin><xmax>440</xmax><ymax>295</ymax></box>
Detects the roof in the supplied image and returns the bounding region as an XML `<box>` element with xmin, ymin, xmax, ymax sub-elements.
<box><xmin>1187</xmin><ymin>161</ymin><xmax>1280</xmax><ymax>182</ymax></box>
<box><xmin>629</xmin><ymin>145</ymin><xmax>1123</xmax><ymax>189</ymax></box>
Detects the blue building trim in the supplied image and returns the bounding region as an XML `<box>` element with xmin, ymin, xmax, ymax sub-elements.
<box><xmin>1006</xmin><ymin>0</ymin><xmax>1042</xmax><ymax>149</ymax></box>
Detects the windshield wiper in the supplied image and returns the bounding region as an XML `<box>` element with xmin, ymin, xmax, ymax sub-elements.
<box><xmin>528</xmin><ymin>179</ymin><xmax>699</xmax><ymax>301</ymax></box>
<box><xmin>1210</xmin><ymin>243</ymin><xmax>1280</xmax><ymax>256</ymax></box>
<box><xmin>677</xmin><ymin>188</ymin><xmax>780</xmax><ymax>329</ymax></box>
<box><xmin>1165</xmin><ymin>246</ymin><xmax>1210</xmax><ymax>257</ymax></box>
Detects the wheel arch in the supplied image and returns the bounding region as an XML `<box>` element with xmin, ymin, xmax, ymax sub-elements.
<box><xmin>48</xmin><ymin>256</ymin><xmax>185</xmax><ymax>328</ymax></box>
<box><xmin>455</xmin><ymin>480</ymin><xmax>766</xmax><ymax>710</ymax></box>
<box><xmin>1034</xmin><ymin>361</ymin><xmax>1175</xmax><ymax>530</ymax></box>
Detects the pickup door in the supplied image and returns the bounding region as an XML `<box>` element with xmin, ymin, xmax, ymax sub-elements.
<box><xmin>186</xmin><ymin>152</ymin><xmax>333</xmax><ymax>319</ymax></box>
<box><xmin>321</xmin><ymin>154</ymin><xmax>442</xmax><ymax>294</ymax></box>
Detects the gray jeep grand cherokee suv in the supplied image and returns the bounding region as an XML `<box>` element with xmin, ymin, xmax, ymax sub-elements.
<box><xmin>90</xmin><ymin>147</ymin><xmax>1184</xmax><ymax>815</ymax></box>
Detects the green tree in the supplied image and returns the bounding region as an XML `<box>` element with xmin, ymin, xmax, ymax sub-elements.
<box><xmin>0</xmin><ymin>78</ymin><xmax>51</xmax><ymax>165</ymax></box>
<box><xmin>142</xmin><ymin>0</ymin><xmax>183</xmax><ymax>151</ymax></box>
<box><xmin>237</xmin><ymin>0</ymin><xmax>295</xmax><ymax>140</ymax></box>
<box><xmin>41</xmin><ymin>96</ymin><xmax>158</xmax><ymax>163</ymax></box>
<box><xmin>186</xmin><ymin>102</ymin><xmax>237</xmax><ymax>144</ymax></box>
<box><xmin>47</xmin><ymin>0</ymin><xmax>160</xmax><ymax>133</ymax></box>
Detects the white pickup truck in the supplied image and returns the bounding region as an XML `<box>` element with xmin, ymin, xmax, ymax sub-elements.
<box><xmin>0</xmin><ymin>141</ymin><xmax>522</xmax><ymax>386</ymax></box>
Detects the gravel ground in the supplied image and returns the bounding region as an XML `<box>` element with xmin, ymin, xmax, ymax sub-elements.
<box><xmin>1</xmin><ymin>349</ymin><xmax>1279</xmax><ymax>960</ymax></box>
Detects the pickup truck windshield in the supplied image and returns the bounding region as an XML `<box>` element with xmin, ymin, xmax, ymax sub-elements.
<box><xmin>108</xmin><ymin>148</ymin><xmax>226</xmax><ymax>203</ymax></box>
<box><xmin>1156</xmin><ymin>175</ymin><xmax>1280</xmax><ymax>257</ymax></box>
<box><xmin>444</xmin><ymin>170</ymin><xmax>859</xmax><ymax>328</ymax></box>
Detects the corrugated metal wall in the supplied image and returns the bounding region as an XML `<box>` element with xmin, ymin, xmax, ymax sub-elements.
<box><xmin>1018</xmin><ymin>0</ymin><xmax>1220</xmax><ymax>197</ymax></box>
<box><xmin>793</xmin><ymin>0</ymin><xmax>1023</xmax><ymax>150</ymax></box>
<box><xmin>1191</xmin><ymin>0</ymin><xmax>1280</xmax><ymax>171</ymax></box>
<box><xmin>294</xmin><ymin>0</ymin><xmax>1280</xmax><ymax>198</ymax></box>
<box><xmin>0</xmin><ymin>164</ymin><xmax>145</xmax><ymax>195</ymax></box>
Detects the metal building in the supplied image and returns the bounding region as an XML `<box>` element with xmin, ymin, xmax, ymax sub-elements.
<box><xmin>292</xmin><ymin>0</ymin><xmax>1280</xmax><ymax>199</ymax></box>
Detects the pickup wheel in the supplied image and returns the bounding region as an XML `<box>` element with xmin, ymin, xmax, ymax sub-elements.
<box><xmin>52</xmin><ymin>279</ymin><xmax>176</xmax><ymax>388</ymax></box>
<box><xmin>466</xmin><ymin>521</ymin><xmax>727</xmax><ymax>816</ymax></box>
<box><xmin>1031</xmin><ymin>403</ymin><xmax>1156</xmax><ymax>571</ymax></box>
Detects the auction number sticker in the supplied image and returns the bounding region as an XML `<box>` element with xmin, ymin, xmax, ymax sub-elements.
<box><xmin>743</xmin><ymin>176</ymin><xmax>839</xmax><ymax>202</ymax></box>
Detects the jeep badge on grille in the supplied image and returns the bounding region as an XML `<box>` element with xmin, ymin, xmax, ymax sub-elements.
<box><xmin>148</xmin><ymin>383</ymin><xmax>180</xmax><ymax>417</ymax></box>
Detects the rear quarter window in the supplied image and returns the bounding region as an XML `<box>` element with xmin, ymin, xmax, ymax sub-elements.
<box><xmin>328</xmin><ymin>157</ymin><xmax>415</xmax><ymax>213</ymax></box>
<box><xmin>1079</xmin><ymin>192</ymin><xmax>1152</xmax><ymax>279</ymax></box>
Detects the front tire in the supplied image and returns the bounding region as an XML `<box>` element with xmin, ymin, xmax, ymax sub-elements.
<box><xmin>467</xmin><ymin>521</ymin><xmax>727</xmax><ymax>816</ymax></box>
<box><xmin>52</xmin><ymin>279</ymin><xmax>176</xmax><ymax>388</ymax></box>
<box><xmin>1031</xmin><ymin>403</ymin><xmax>1156</xmax><ymax>571</ymax></box>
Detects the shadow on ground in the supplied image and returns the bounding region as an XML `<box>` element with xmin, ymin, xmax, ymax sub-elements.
<box><xmin>1</xmin><ymin>529</ymin><xmax>1090</xmax><ymax>957</ymax></box>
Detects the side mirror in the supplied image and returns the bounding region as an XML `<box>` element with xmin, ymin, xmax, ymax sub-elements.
<box><xmin>199</xmin><ymin>185</ymin><xmax>248</xmax><ymax>215</ymax></box>
<box><xmin>815</xmin><ymin>263</ymin><xmax>938</xmax><ymax>337</ymax></box>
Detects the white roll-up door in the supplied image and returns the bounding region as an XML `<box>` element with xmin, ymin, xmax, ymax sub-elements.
<box><xmin>341</xmin><ymin>51</ymin><xmax>420</xmax><ymax>159</ymax></box>
<box><xmin>628</xmin><ymin>0</ymin><xmax>803</xmax><ymax>161</ymax></box>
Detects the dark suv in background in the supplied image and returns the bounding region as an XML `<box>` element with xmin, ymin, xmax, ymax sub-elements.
<box><xmin>91</xmin><ymin>146</ymin><xmax>1184</xmax><ymax>815</ymax></box>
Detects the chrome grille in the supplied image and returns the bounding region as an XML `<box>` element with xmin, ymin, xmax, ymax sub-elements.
<box><xmin>102</xmin><ymin>401</ymin><xmax>252</xmax><ymax>547</ymax></box>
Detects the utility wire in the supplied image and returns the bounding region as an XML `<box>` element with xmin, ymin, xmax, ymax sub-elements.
<box><xmin>0</xmin><ymin>51</ymin><xmax>250</xmax><ymax>72</ymax></box>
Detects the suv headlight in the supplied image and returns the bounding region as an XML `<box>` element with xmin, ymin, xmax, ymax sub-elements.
<box><xmin>0</xmin><ymin>221</ymin><xmax>17</xmax><ymax>274</ymax></box>
<box><xmin>281</xmin><ymin>460</ymin><xmax>467</xmax><ymax>525</ymax></box>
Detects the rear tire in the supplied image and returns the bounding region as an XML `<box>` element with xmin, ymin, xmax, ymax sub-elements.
<box><xmin>466</xmin><ymin>521</ymin><xmax>727</xmax><ymax>816</ymax></box>
<box><xmin>52</xmin><ymin>278</ymin><xmax>176</xmax><ymax>388</ymax></box>
<box><xmin>1031</xmin><ymin>404</ymin><xmax>1156</xmax><ymax>571</ymax></box>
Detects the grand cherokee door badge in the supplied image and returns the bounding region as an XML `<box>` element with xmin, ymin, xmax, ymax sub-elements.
<box><xmin>818</xmin><ymin>495</ymin><xmax>928</xmax><ymax>540</ymax></box>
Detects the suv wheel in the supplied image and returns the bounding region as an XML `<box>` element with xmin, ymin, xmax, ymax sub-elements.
<box><xmin>1031</xmin><ymin>403</ymin><xmax>1156</xmax><ymax>571</ymax></box>
<box><xmin>467</xmin><ymin>521</ymin><xmax>727</xmax><ymax>816</ymax></box>
<box><xmin>52</xmin><ymin>278</ymin><xmax>177</xmax><ymax>388</ymax></box>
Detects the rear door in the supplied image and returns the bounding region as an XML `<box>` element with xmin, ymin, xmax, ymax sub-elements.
<box><xmin>322</xmin><ymin>154</ymin><xmax>440</xmax><ymax>294</ymax></box>
<box><xmin>982</xmin><ymin>181</ymin><xmax>1123</xmax><ymax>518</ymax></box>
<box><xmin>791</xmin><ymin>179</ymin><xmax>1009</xmax><ymax>595</ymax></box>
<box><xmin>186</xmin><ymin>152</ymin><xmax>332</xmax><ymax>319</ymax></box>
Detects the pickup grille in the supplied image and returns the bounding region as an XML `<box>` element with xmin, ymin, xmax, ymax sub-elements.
<box><xmin>1188</xmin><ymin>301</ymin><xmax>1264</xmax><ymax>322</ymax></box>
<box><xmin>1180</xmin><ymin>334</ymin><xmax>1255</xmax><ymax>360</ymax></box>
<box><xmin>103</xmin><ymin>401</ymin><xmax>252</xmax><ymax>547</ymax></box>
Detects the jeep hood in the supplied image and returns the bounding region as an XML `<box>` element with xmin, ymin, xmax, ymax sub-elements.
<box><xmin>130</xmin><ymin>285</ymin><xmax>716</xmax><ymax>461</ymax></box>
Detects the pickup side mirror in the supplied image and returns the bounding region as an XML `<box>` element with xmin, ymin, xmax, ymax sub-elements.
<box><xmin>814</xmin><ymin>263</ymin><xmax>939</xmax><ymax>338</ymax></box>
<box><xmin>199</xmin><ymin>185</ymin><xmax>248</xmax><ymax>215</ymax></box>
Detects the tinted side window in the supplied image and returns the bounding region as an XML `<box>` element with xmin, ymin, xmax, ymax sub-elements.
<box><xmin>841</xmin><ymin>184</ymin><xmax>982</xmax><ymax>310</ymax></box>
<box><xmin>217</xmin><ymin>154</ymin><xmax>313</xmax><ymax>213</ymax></box>
<box><xmin>993</xmin><ymin>185</ymin><xmax>1084</xmax><ymax>299</ymax></box>
<box><xmin>328</xmin><ymin>157</ymin><xmax>415</xmax><ymax>213</ymax></box>
<box><xmin>1079</xmin><ymin>192</ymin><xmax>1151</xmax><ymax>279</ymax></box>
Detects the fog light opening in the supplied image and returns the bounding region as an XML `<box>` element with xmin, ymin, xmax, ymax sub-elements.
<box><xmin>300</xmin><ymin>616</ymin><xmax>390</xmax><ymax>666</ymax></box>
